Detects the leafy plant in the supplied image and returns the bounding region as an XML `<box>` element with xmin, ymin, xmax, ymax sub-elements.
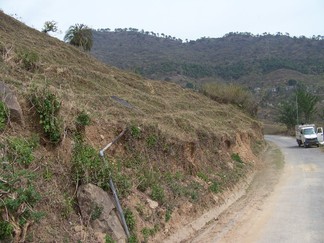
<box><xmin>112</xmin><ymin>171</ymin><xmax>132</xmax><ymax>197</ymax></box>
<box><xmin>146</xmin><ymin>135</ymin><xmax>157</xmax><ymax>147</ymax></box>
<box><xmin>231</xmin><ymin>153</ymin><xmax>243</xmax><ymax>164</ymax></box>
<box><xmin>197</xmin><ymin>171</ymin><xmax>209</xmax><ymax>182</ymax></box>
<box><xmin>31</xmin><ymin>88</ymin><xmax>62</xmax><ymax>143</ymax></box>
<box><xmin>130</xmin><ymin>125</ymin><xmax>141</xmax><ymax>139</ymax></box>
<box><xmin>71</xmin><ymin>140</ymin><xmax>109</xmax><ymax>188</ymax></box>
<box><xmin>0</xmin><ymin>137</ymin><xmax>43</xmax><ymax>240</ymax></box>
<box><xmin>76</xmin><ymin>111</ymin><xmax>91</xmax><ymax>127</ymax></box>
<box><xmin>104</xmin><ymin>234</ymin><xmax>115</xmax><ymax>243</ymax></box>
<box><xmin>64</xmin><ymin>24</ymin><xmax>93</xmax><ymax>51</ymax></box>
<box><xmin>17</xmin><ymin>49</ymin><xmax>39</xmax><ymax>71</ymax></box>
<box><xmin>151</xmin><ymin>184</ymin><xmax>165</xmax><ymax>204</ymax></box>
<box><xmin>141</xmin><ymin>225</ymin><xmax>159</xmax><ymax>242</ymax></box>
<box><xmin>91</xmin><ymin>203</ymin><xmax>103</xmax><ymax>220</ymax></box>
<box><xmin>165</xmin><ymin>207</ymin><xmax>172</xmax><ymax>222</ymax></box>
<box><xmin>209</xmin><ymin>180</ymin><xmax>221</xmax><ymax>193</ymax></box>
<box><xmin>7</xmin><ymin>136</ymin><xmax>38</xmax><ymax>166</ymax></box>
<box><xmin>61</xmin><ymin>193</ymin><xmax>75</xmax><ymax>219</ymax></box>
<box><xmin>124</xmin><ymin>208</ymin><xmax>136</xmax><ymax>232</ymax></box>
<box><xmin>201</xmin><ymin>82</ymin><xmax>257</xmax><ymax>117</ymax></box>
<box><xmin>0</xmin><ymin>221</ymin><xmax>13</xmax><ymax>240</ymax></box>
<box><xmin>42</xmin><ymin>20</ymin><xmax>58</xmax><ymax>34</ymax></box>
<box><xmin>137</xmin><ymin>169</ymin><xmax>157</xmax><ymax>192</ymax></box>
<box><xmin>0</xmin><ymin>101</ymin><xmax>8</xmax><ymax>131</ymax></box>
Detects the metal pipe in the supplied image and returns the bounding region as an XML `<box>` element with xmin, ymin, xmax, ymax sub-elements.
<box><xmin>99</xmin><ymin>128</ymin><xmax>130</xmax><ymax>238</ymax></box>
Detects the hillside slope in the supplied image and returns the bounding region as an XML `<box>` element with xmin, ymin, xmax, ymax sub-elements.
<box><xmin>0</xmin><ymin>12</ymin><xmax>264</xmax><ymax>242</ymax></box>
<box><xmin>91</xmin><ymin>30</ymin><xmax>324</xmax><ymax>124</ymax></box>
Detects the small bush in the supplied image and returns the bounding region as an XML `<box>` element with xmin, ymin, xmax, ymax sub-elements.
<box><xmin>197</xmin><ymin>171</ymin><xmax>209</xmax><ymax>182</ymax></box>
<box><xmin>124</xmin><ymin>208</ymin><xmax>136</xmax><ymax>232</ymax></box>
<box><xmin>137</xmin><ymin>169</ymin><xmax>157</xmax><ymax>192</ymax></box>
<box><xmin>141</xmin><ymin>225</ymin><xmax>159</xmax><ymax>242</ymax></box>
<box><xmin>0</xmin><ymin>136</ymin><xmax>43</xmax><ymax>240</ymax></box>
<box><xmin>17</xmin><ymin>49</ymin><xmax>39</xmax><ymax>71</ymax></box>
<box><xmin>201</xmin><ymin>82</ymin><xmax>257</xmax><ymax>116</ymax></box>
<box><xmin>76</xmin><ymin>111</ymin><xmax>91</xmax><ymax>127</ymax></box>
<box><xmin>91</xmin><ymin>203</ymin><xmax>103</xmax><ymax>220</ymax></box>
<box><xmin>130</xmin><ymin>125</ymin><xmax>141</xmax><ymax>139</ymax></box>
<box><xmin>0</xmin><ymin>221</ymin><xmax>13</xmax><ymax>240</ymax></box>
<box><xmin>112</xmin><ymin>172</ymin><xmax>132</xmax><ymax>197</ymax></box>
<box><xmin>151</xmin><ymin>184</ymin><xmax>165</xmax><ymax>204</ymax></box>
<box><xmin>31</xmin><ymin>88</ymin><xmax>62</xmax><ymax>143</ymax></box>
<box><xmin>209</xmin><ymin>180</ymin><xmax>221</xmax><ymax>193</ymax></box>
<box><xmin>146</xmin><ymin>135</ymin><xmax>157</xmax><ymax>147</ymax></box>
<box><xmin>7</xmin><ymin>136</ymin><xmax>38</xmax><ymax>166</ymax></box>
<box><xmin>231</xmin><ymin>153</ymin><xmax>244</xmax><ymax>164</ymax></box>
<box><xmin>165</xmin><ymin>208</ymin><xmax>172</xmax><ymax>222</ymax></box>
<box><xmin>71</xmin><ymin>140</ymin><xmax>109</xmax><ymax>188</ymax></box>
<box><xmin>0</xmin><ymin>101</ymin><xmax>8</xmax><ymax>131</ymax></box>
<box><xmin>104</xmin><ymin>234</ymin><xmax>115</xmax><ymax>243</ymax></box>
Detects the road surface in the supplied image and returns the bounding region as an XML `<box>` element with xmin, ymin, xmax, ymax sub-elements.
<box><xmin>190</xmin><ymin>135</ymin><xmax>324</xmax><ymax>243</ymax></box>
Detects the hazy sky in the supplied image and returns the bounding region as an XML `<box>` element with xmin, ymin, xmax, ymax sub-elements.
<box><xmin>1</xmin><ymin>0</ymin><xmax>323</xmax><ymax>40</ymax></box>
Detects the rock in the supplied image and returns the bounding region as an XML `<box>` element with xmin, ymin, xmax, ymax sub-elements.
<box><xmin>147</xmin><ymin>198</ymin><xmax>159</xmax><ymax>209</ymax></box>
<box><xmin>0</xmin><ymin>82</ymin><xmax>24</xmax><ymax>124</ymax></box>
<box><xmin>77</xmin><ymin>183</ymin><xmax>127</xmax><ymax>243</ymax></box>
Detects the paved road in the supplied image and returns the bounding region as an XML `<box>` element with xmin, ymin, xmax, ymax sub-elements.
<box><xmin>252</xmin><ymin>135</ymin><xmax>324</xmax><ymax>242</ymax></box>
<box><xmin>191</xmin><ymin>135</ymin><xmax>324</xmax><ymax>243</ymax></box>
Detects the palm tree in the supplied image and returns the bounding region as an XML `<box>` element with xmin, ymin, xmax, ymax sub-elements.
<box><xmin>64</xmin><ymin>24</ymin><xmax>93</xmax><ymax>51</ymax></box>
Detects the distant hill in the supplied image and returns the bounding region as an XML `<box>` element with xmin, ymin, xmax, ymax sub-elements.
<box><xmin>91</xmin><ymin>29</ymin><xmax>324</xmax><ymax>122</ymax></box>
<box><xmin>91</xmin><ymin>29</ymin><xmax>324</xmax><ymax>81</ymax></box>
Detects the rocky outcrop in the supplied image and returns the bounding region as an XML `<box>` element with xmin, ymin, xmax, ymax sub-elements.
<box><xmin>0</xmin><ymin>82</ymin><xmax>24</xmax><ymax>124</ymax></box>
<box><xmin>77</xmin><ymin>183</ymin><xmax>127</xmax><ymax>243</ymax></box>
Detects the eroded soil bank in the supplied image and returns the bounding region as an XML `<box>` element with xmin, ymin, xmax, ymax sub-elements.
<box><xmin>156</xmin><ymin>141</ymin><xmax>283</xmax><ymax>243</ymax></box>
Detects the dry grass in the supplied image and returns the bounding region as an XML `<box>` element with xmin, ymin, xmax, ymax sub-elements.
<box><xmin>0</xmin><ymin>12</ymin><xmax>265</xmax><ymax>242</ymax></box>
<box><xmin>201</xmin><ymin>82</ymin><xmax>258</xmax><ymax>117</ymax></box>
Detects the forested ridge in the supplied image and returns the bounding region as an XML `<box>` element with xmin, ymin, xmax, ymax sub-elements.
<box><xmin>91</xmin><ymin>29</ymin><xmax>324</xmax><ymax>82</ymax></box>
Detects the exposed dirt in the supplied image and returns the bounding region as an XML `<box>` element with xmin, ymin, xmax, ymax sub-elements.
<box><xmin>161</xmin><ymin>141</ymin><xmax>284</xmax><ymax>242</ymax></box>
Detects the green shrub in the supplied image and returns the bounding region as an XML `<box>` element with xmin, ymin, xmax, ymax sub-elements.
<box><xmin>91</xmin><ymin>203</ymin><xmax>103</xmax><ymax>220</ymax></box>
<box><xmin>17</xmin><ymin>49</ymin><xmax>39</xmax><ymax>71</ymax></box>
<box><xmin>197</xmin><ymin>171</ymin><xmax>209</xmax><ymax>182</ymax></box>
<box><xmin>201</xmin><ymin>83</ymin><xmax>257</xmax><ymax>116</ymax></box>
<box><xmin>146</xmin><ymin>135</ymin><xmax>157</xmax><ymax>147</ymax></box>
<box><xmin>0</xmin><ymin>136</ymin><xmax>43</xmax><ymax>239</ymax></box>
<box><xmin>165</xmin><ymin>208</ymin><xmax>172</xmax><ymax>222</ymax></box>
<box><xmin>130</xmin><ymin>125</ymin><xmax>141</xmax><ymax>139</ymax></box>
<box><xmin>105</xmin><ymin>234</ymin><xmax>115</xmax><ymax>243</ymax></box>
<box><xmin>71</xmin><ymin>140</ymin><xmax>109</xmax><ymax>188</ymax></box>
<box><xmin>31</xmin><ymin>88</ymin><xmax>62</xmax><ymax>143</ymax></box>
<box><xmin>124</xmin><ymin>208</ymin><xmax>136</xmax><ymax>232</ymax></box>
<box><xmin>209</xmin><ymin>180</ymin><xmax>221</xmax><ymax>193</ymax></box>
<box><xmin>7</xmin><ymin>136</ymin><xmax>38</xmax><ymax>166</ymax></box>
<box><xmin>128</xmin><ymin>235</ymin><xmax>138</xmax><ymax>243</ymax></box>
<box><xmin>137</xmin><ymin>169</ymin><xmax>157</xmax><ymax>192</ymax></box>
<box><xmin>76</xmin><ymin>111</ymin><xmax>91</xmax><ymax>127</ymax></box>
<box><xmin>0</xmin><ymin>101</ymin><xmax>8</xmax><ymax>131</ymax></box>
<box><xmin>0</xmin><ymin>221</ymin><xmax>13</xmax><ymax>240</ymax></box>
<box><xmin>151</xmin><ymin>184</ymin><xmax>165</xmax><ymax>204</ymax></box>
<box><xmin>141</xmin><ymin>225</ymin><xmax>159</xmax><ymax>242</ymax></box>
<box><xmin>112</xmin><ymin>172</ymin><xmax>132</xmax><ymax>197</ymax></box>
<box><xmin>231</xmin><ymin>153</ymin><xmax>244</xmax><ymax>163</ymax></box>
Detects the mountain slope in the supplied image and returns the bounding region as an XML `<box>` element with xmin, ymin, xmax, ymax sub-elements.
<box><xmin>0</xmin><ymin>12</ymin><xmax>264</xmax><ymax>242</ymax></box>
<box><xmin>91</xmin><ymin>29</ymin><xmax>324</xmax><ymax>124</ymax></box>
